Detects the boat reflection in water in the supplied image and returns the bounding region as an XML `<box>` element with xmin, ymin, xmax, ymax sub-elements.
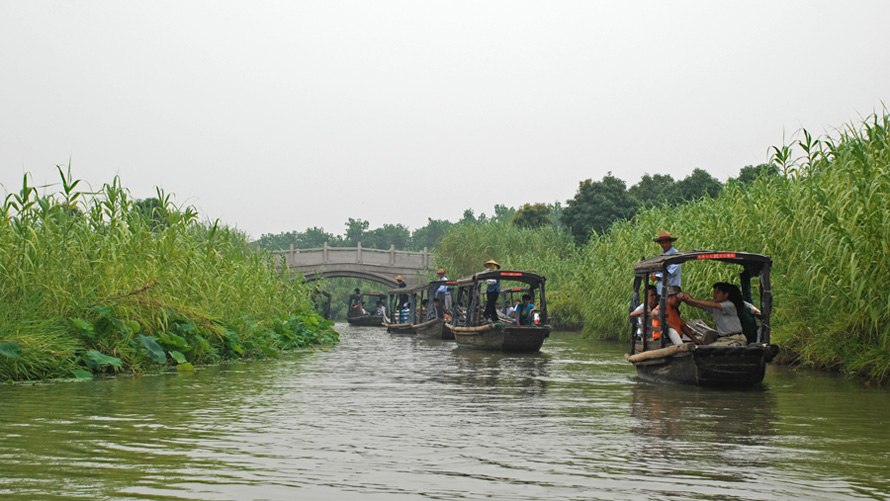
<box><xmin>445</xmin><ymin>349</ymin><xmax>551</xmax><ymax>400</ymax></box>
<box><xmin>626</xmin><ymin>381</ymin><xmax>780</xmax><ymax>487</ymax></box>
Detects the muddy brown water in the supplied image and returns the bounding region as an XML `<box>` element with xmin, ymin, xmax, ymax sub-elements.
<box><xmin>1</xmin><ymin>324</ymin><xmax>888</xmax><ymax>500</ymax></box>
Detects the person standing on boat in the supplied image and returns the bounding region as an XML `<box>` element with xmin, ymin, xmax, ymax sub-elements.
<box><xmin>482</xmin><ymin>260</ymin><xmax>501</xmax><ymax>322</ymax></box>
<box><xmin>435</xmin><ymin>268</ymin><xmax>451</xmax><ymax>318</ymax></box>
<box><xmin>649</xmin><ymin>230</ymin><xmax>681</xmax><ymax>295</ymax></box>
<box><xmin>395</xmin><ymin>275</ymin><xmax>408</xmax><ymax>307</ymax></box>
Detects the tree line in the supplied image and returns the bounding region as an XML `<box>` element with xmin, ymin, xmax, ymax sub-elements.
<box><xmin>255</xmin><ymin>164</ymin><xmax>777</xmax><ymax>252</ymax></box>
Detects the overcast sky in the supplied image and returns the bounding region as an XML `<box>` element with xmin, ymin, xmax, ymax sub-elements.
<box><xmin>2</xmin><ymin>1</ymin><xmax>887</xmax><ymax>240</ymax></box>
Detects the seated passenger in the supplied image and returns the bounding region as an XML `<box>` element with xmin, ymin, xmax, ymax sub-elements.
<box><xmin>629</xmin><ymin>288</ymin><xmax>659</xmax><ymax>338</ymax></box>
<box><xmin>662</xmin><ymin>287</ymin><xmax>703</xmax><ymax>345</ymax></box>
<box><xmin>679</xmin><ymin>282</ymin><xmax>749</xmax><ymax>345</ymax></box>
<box><xmin>516</xmin><ymin>294</ymin><xmax>538</xmax><ymax>325</ymax></box>
<box><xmin>506</xmin><ymin>299</ymin><xmax>520</xmax><ymax>320</ymax></box>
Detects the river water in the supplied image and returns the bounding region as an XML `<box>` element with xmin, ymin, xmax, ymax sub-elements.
<box><xmin>1</xmin><ymin>324</ymin><xmax>888</xmax><ymax>500</ymax></box>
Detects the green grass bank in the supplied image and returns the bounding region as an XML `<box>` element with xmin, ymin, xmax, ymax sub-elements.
<box><xmin>0</xmin><ymin>170</ymin><xmax>337</xmax><ymax>382</ymax></box>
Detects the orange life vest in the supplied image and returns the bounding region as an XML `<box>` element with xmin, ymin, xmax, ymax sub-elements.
<box><xmin>650</xmin><ymin>306</ymin><xmax>662</xmax><ymax>340</ymax></box>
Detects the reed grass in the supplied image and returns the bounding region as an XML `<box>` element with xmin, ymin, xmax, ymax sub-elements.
<box><xmin>562</xmin><ymin>112</ymin><xmax>890</xmax><ymax>381</ymax></box>
<box><xmin>433</xmin><ymin>112</ymin><xmax>890</xmax><ymax>381</ymax></box>
<box><xmin>0</xmin><ymin>168</ymin><xmax>337</xmax><ymax>382</ymax></box>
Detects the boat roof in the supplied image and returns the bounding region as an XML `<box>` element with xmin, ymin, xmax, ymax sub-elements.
<box><xmin>454</xmin><ymin>270</ymin><xmax>546</xmax><ymax>287</ymax></box>
<box><xmin>633</xmin><ymin>250</ymin><xmax>771</xmax><ymax>274</ymax></box>
<box><xmin>348</xmin><ymin>292</ymin><xmax>387</xmax><ymax>300</ymax></box>
<box><xmin>387</xmin><ymin>280</ymin><xmax>453</xmax><ymax>295</ymax></box>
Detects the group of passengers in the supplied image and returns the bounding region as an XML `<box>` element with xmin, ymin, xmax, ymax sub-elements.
<box><xmin>432</xmin><ymin>260</ymin><xmax>539</xmax><ymax>326</ymax></box>
<box><xmin>631</xmin><ymin>230</ymin><xmax>761</xmax><ymax>347</ymax></box>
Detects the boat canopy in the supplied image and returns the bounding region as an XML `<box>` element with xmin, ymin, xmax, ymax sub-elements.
<box><xmin>633</xmin><ymin>250</ymin><xmax>771</xmax><ymax>276</ymax></box>
<box><xmin>454</xmin><ymin>270</ymin><xmax>546</xmax><ymax>288</ymax></box>
<box><xmin>630</xmin><ymin>249</ymin><xmax>773</xmax><ymax>348</ymax></box>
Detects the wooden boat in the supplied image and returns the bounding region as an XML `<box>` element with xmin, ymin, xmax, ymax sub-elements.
<box><xmin>414</xmin><ymin>317</ymin><xmax>450</xmax><ymax>340</ymax></box>
<box><xmin>626</xmin><ymin>250</ymin><xmax>779</xmax><ymax>387</ymax></box>
<box><xmin>346</xmin><ymin>292</ymin><xmax>387</xmax><ymax>326</ymax></box>
<box><xmin>446</xmin><ymin>270</ymin><xmax>550</xmax><ymax>352</ymax></box>
<box><xmin>383</xmin><ymin>280</ymin><xmax>454</xmax><ymax>339</ymax></box>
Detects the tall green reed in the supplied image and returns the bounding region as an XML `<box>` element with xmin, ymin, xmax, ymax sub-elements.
<box><xmin>562</xmin><ymin>112</ymin><xmax>890</xmax><ymax>381</ymax></box>
<box><xmin>0</xmin><ymin>168</ymin><xmax>336</xmax><ymax>382</ymax></box>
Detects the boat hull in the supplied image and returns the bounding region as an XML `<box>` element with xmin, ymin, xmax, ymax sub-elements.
<box><xmin>347</xmin><ymin>315</ymin><xmax>385</xmax><ymax>327</ymax></box>
<box><xmin>413</xmin><ymin>318</ymin><xmax>452</xmax><ymax>340</ymax></box>
<box><xmin>627</xmin><ymin>344</ymin><xmax>778</xmax><ymax>387</ymax></box>
<box><xmin>448</xmin><ymin>323</ymin><xmax>549</xmax><ymax>352</ymax></box>
<box><xmin>384</xmin><ymin>321</ymin><xmax>416</xmax><ymax>334</ymax></box>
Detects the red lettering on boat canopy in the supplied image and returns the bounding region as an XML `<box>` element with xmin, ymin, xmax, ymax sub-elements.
<box><xmin>500</xmin><ymin>272</ymin><xmax>523</xmax><ymax>277</ymax></box>
<box><xmin>696</xmin><ymin>253</ymin><xmax>737</xmax><ymax>260</ymax></box>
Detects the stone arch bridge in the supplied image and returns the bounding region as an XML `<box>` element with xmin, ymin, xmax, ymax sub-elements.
<box><xmin>273</xmin><ymin>242</ymin><xmax>436</xmax><ymax>288</ymax></box>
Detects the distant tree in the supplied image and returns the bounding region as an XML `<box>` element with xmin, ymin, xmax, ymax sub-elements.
<box><xmin>493</xmin><ymin>204</ymin><xmax>516</xmax><ymax>223</ymax></box>
<box><xmin>364</xmin><ymin>223</ymin><xmax>411</xmax><ymax>249</ymax></box>
<box><xmin>344</xmin><ymin>218</ymin><xmax>370</xmax><ymax>246</ymax></box>
<box><xmin>628</xmin><ymin>173</ymin><xmax>678</xmax><ymax>208</ymax></box>
<box><xmin>459</xmin><ymin>209</ymin><xmax>478</xmax><ymax>225</ymax></box>
<box><xmin>562</xmin><ymin>174</ymin><xmax>639</xmax><ymax>244</ymax></box>
<box><xmin>674</xmin><ymin>168</ymin><xmax>723</xmax><ymax>202</ymax></box>
<box><xmin>734</xmin><ymin>163</ymin><xmax>779</xmax><ymax>184</ymax></box>
<box><xmin>511</xmin><ymin>203</ymin><xmax>552</xmax><ymax>229</ymax></box>
<box><xmin>297</xmin><ymin>227</ymin><xmax>336</xmax><ymax>248</ymax></box>
<box><xmin>410</xmin><ymin>218</ymin><xmax>453</xmax><ymax>250</ymax></box>
<box><xmin>255</xmin><ymin>230</ymin><xmax>297</xmax><ymax>250</ymax></box>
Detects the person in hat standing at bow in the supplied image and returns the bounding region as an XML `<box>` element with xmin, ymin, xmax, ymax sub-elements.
<box><xmin>481</xmin><ymin>260</ymin><xmax>501</xmax><ymax>322</ymax></box>
<box><xmin>649</xmin><ymin>230</ymin><xmax>681</xmax><ymax>295</ymax></box>
<box><xmin>395</xmin><ymin>275</ymin><xmax>408</xmax><ymax>308</ymax></box>
<box><xmin>435</xmin><ymin>268</ymin><xmax>452</xmax><ymax>318</ymax></box>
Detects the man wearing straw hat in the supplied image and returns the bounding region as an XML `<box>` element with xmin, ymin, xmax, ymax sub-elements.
<box><xmin>482</xmin><ymin>260</ymin><xmax>501</xmax><ymax>322</ymax></box>
<box><xmin>650</xmin><ymin>230</ymin><xmax>681</xmax><ymax>295</ymax></box>
<box><xmin>395</xmin><ymin>275</ymin><xmax>408</xmax><ymax>307</ymax></box>
<box><xmin>435</xmin><ymin>268</ymin><xmax>452</xmax><ymax>318</ymax></box>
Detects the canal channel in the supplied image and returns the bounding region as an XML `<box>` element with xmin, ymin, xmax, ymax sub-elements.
<box><xmin>1</xmin><ymin>324</ymin><xmax>888</xmax><ymax>500</ymax></box>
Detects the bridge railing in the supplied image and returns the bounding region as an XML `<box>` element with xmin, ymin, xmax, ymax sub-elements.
<box><xmin>272</xmin><ymin>242</ymin><xmax>434</xmax><ymax>269</ymax></box>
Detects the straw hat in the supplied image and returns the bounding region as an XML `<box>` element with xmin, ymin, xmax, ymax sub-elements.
<box><xmin>652</xmin><ymin>230</ymin><xmax>678</xmax><ymax>242</ymax></box>
<box><xmin>666</xmin><ymin>286</ymin><xmax>682</xmax><ymax>296</ymax></box>
<box><xmin>483</xmin><ymin>260</ymin><xmax>501</xmax><ymax>270</ymax></box>
<box><xmin>395</xmin><ymin>275</ymin><xmax>403</xmax><ymax>281</ymax></box>
<box><xmin>437</xmin><ymin>268</ymin><xmax>445</xmax><ymax>274</ymax></box>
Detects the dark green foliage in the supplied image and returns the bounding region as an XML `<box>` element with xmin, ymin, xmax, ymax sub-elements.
<box><xmin>409</xmin><ymin>218</ymin><xmax>453</xmax><ymax>250</ymax></box>
<box><xmin>673</xmin><ymin>168</ymin><xmax>723</xmax><ymax>201</ymax></box>
<box><xmin>628</xmin><ymin>173</ymin><xmax>678</xmax><ymax>208</ymax></box>
<box><xmin>344</xmin><ymin>218</ymin><xmax>370</xmax><ymax>245</ymax></box>
<box><xmin>363</xmin><ymin>223</ymin><xmax>411</xmax><ymax>250</ymax></box>
<box><xmin>733</xmin><ymin>164</ymin><xmax>780</xmax><ymax>184</ymax></box>
<box><xmin>511</xmin><ymin>203</ymin><xmax>552</xmax><ymax>229</ymax></box>
<box><xmin>562</xmin><ymin>174</ymin><xmax>639</xmax><ymax>244</ymax></box>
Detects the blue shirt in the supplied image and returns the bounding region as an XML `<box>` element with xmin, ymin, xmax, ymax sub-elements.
<box><xmin>436</xmin><ymin>276</ymin><xmax>451</xmax><ymax>295</ymax></box>
<box><xmin>654</xmin><ymin>246</ymin><xmax>681</xmax><ymax>295</ymax></box>
<box><xmin>518</xmin><ymin>303</ymin><xmax>535</xmax><ymax>325</ymax></box>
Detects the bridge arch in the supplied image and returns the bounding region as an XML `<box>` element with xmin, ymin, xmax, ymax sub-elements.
<box><xmin>274</xmin><ymin>242</ymin><xmax>435</xmax><ymax>289</ymax></box>
<box><xmin>302</xmin><ymin>270</ymin><xmax>399</xmax><ymax>288</ymax></box>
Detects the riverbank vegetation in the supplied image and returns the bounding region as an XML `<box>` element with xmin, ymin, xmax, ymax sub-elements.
<box><xmin>0</xmin><ymin>169</ymin><xmax>337</xmax><ymax>382</ymax></box>
<box><xmin>436</xmin><ymin>112</ymin><xmax>890</xmax><ymax>382</ymax></box>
